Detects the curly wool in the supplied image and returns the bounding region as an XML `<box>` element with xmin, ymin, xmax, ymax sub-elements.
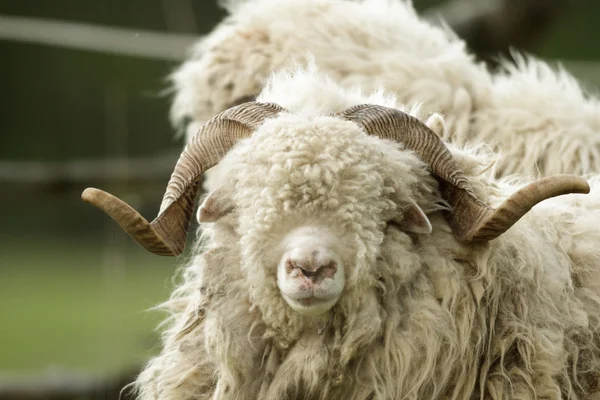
<box><xmin>135</xmin><ymin>69</ymin><xmax>600</xmax><ymax>399</ymax></box>
<box><xmin>170</xmin><ymin>0</ymin><xmax>600</xmax><ymax>179</ymax></box>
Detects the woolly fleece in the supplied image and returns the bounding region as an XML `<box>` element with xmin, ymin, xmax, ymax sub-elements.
<box><xmin>170</xmin><ymin>0</ymin><xmax>600</xmax><ymax>180</ymax></box>
<box><xmin>135</xmin><ymin>67</ymin><xmax>600</xmax><ymax>399</ymax></box>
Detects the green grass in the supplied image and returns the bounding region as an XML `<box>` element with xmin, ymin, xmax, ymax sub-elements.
<box><xmin>0</xmin><ymin>237</ymin><xmax>179</xmax><ymax>375</ymax></box>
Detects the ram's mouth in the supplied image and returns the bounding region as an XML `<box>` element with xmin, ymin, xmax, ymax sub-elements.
<box><xmin>281</xmin><ymin>293</ymin><xmax>340</xmax><ymax>316</ymax></box>
<box><xmin>296</xmin><ymin>297</ymin><xmax>319</xmax><ymax>306</ymax></box>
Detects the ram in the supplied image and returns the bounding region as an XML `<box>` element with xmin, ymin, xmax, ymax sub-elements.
<box><xmin>171</xmin><ymin>0</ymin><xmax>600</xmax><ymax>181</ymax></box>
<box><xmin>83</xmin><ymin>69</ymin><xmax>600</xmax><ymax>399</ymax></box>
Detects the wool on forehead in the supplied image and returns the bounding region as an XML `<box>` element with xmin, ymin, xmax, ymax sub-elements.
<box><xmin>201</xmin><ymin>63</ymin><xmax>435</xmax><ymax>191</ymax></box>
<box><xmin>225</xmin><ymin>113</ymin><xmax>433</xmax><ymax>234</ymax></box>
<box><xmin>256</xmin><ymin>63</ymin><xmax>403</xmax><ymax>117</ymax></box>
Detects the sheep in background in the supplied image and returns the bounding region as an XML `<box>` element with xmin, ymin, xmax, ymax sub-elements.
<box><xmin>171</xmin><ymin>0</ymin><xmax>600</xmax><ymax>182</ymax></box>
<box><xmin>83</xmin><ymin>67</ymin><xmax>599</xmax><ymax>399</ymax></box>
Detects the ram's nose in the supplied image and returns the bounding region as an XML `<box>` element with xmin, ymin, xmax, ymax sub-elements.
<box><xmin>285</xmin><ymin>249</ymin><xmax>338</xmax><ymax>283</ymax></box>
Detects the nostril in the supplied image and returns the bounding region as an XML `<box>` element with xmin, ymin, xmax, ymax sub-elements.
<box><xmin>286</xmin><ymin>258</ymin><xmax>337</xmax><ymax>281</ymax></box>
<box><xmin>285</xmin><ymin>260</ymin><xmax>295</xmax><ymax>274</ymax></box>
<box><xmin>299</xmin><ymin>267</ymin><xmax>318</xmax><ymax>280</ymax></box>
<box><xmin>318</xmin><ymin>261</ymin><xmax>337</xmax><ymax>279</ymax></box>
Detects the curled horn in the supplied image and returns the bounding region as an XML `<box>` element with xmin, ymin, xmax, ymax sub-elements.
<box><xmin>339</xmin><ymin>104</ymin><xmax>590</xmax><ymax>243</ymax></box>
<box><xmin>82</xmin><ymin>102</ymin><xmax>285</xmax><ymax>256</ymax></box>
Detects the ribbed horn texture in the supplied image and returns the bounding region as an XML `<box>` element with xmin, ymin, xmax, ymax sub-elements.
<box><xmin>339</xmin><ymin>104</ymin><xmax>590</xmax><ymax>242</ymax></box>
<box><xmin>81</xmin><ymin>102</ymin><xmax>285</xmax><ymax>256</ymax></box>
<box><xmin>460</xmin><ymin>174</ymin><xmax>590</xmax><ymax>242</ymax></box>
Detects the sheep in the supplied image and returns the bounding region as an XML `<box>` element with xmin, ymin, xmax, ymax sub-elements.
<box><xmin>82</xmin><ymin>67</ymin><xmax>600</xmax><ymax>399</ymax></box>
<box><xmin>170</xmin><ymin>0</ymin><xmax>600</xmax><ymax>182</ymax></box>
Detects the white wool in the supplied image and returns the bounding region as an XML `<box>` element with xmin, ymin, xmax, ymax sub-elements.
<box><xmin>204</xmin><ymin>63</ymin><xmax>427</xmax><ymax>191</ymax></box>
<box><xmin>257</xmin><ymin>61</ymin><xmax>399</xmax><ymax>116</ymax></box>
<box><xmin>170</xmin><ymin>0</ymin><xmax>600</xmax><ymax>180</ymax></box>
<box><xmin>170</xmin><ymin>0</ymin><xmax>487</xmax><ymax>148</ymax></box>
<box><xmin>471</xmin><ymin>54</ymin><xmax>600</xmax><ymax>177</ymax></box>
<box><xmin>135</xmin><ymin>67</ymin><xmax>600</xmax><ymax>399</ymax></box>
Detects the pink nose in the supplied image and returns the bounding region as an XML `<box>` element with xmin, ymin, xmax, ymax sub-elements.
<box><xmin>285</xmin><ymin>250</ymin><xmax>337</xmax><ymax>282</ymax></box>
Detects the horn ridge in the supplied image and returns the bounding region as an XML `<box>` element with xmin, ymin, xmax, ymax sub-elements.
<box><xmin>81</xmin><ymin>187</ymin><xmax>178</xmax><ymax>256</ymax></box>
<box><xmin>340</xmin><ymin>105</ymin><xmax>477</xmax><ymax>196</ymax></box>
<box><xmin>82</xmin><ymin>102</ymin><xmax>285</xmax><ymax>256</ymax></box>
<box><xmin>466</xmin><ymin>174</ymin><xmax>590</xmax><ymax>242</ymax></box>
<box><xmin>159</xmin><ymin>102</ymin><xmax>285</xmax><ymax>214</ymax></box>
<box><xmin>340</xmin><ymin>104</ymin><xmax>590</xmax><ymax>243</ymax></box>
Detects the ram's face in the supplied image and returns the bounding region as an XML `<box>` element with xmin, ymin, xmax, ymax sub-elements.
<box><xmin>86</xmin><ymin>100</ymin><xmax>579</xmax><ymax>321</ymax></box>
<box><xmin>198</xmin><ymin>114</ymin><xmax>433</xmax><ymax>317</ymax></box>
<box><xmin>274</xmin><ymin>225</ymin><xmax>346</xmax><ymax>316</ymax></box>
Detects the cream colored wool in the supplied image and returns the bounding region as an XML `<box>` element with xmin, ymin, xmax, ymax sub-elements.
<box><xmin>170</xmin><ymin>0</ymin><xmax>600</xmax><ymax>181</ymax></box>
<box><xmin>135</xmin><ymin>68</ymin><xmax>600</xmax><ymax>399</ymax></box>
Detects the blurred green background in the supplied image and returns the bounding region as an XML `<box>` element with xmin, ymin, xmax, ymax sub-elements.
<box><xmin>0</xmin><ymin>0</ymin><xmax>599</xmax><ymax>392</ymax></box>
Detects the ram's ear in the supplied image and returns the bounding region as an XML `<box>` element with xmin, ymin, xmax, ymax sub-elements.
<box><xmin>425</xmin><ymin>112</ymin><xmax>445</xmax><ymax>137</ymax></box>
<box><xmin>395</xmin><ymin>201</ymin><xmax>432</xmax><ymax>234</ymax></box>
<box><xmin>197</xmin><ymin>186</ymin><xmax>234</xmax><ymax>223</ymax></box>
